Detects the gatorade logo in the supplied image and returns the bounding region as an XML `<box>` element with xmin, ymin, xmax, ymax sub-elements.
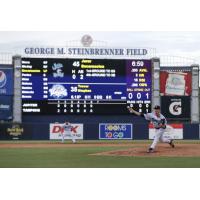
<box><xmin>169</xmin><ymin>101</ymin><xmax>182</xmax><ymax>115</ymax></box>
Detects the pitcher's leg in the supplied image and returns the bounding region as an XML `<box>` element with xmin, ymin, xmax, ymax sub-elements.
<box><xmin>160</xmin><ymin>129</ymin><xmax>175</xmax><ymax>148</ymax></box>
<box><xmin>160</xmin><ymin>128</ymin><xmax>170</xmax><ymax>143</ymax></box>
<box><xmin>150</xmin><ymin>135</ymin><xmax>160</xmax><ymax>149</ymax></box>
<box><xmin>160</xmin><ymin>136</ymin><xmax>171</xmax><ymax>143</ymax></box>
<box><xmin>160</xmin><ymin>137</ymin><xmax>175</xmax><ymax>148</ymax></box>
<box><xmin>149</xmin><ymin>129</ymin><xmax>162</xmax><ymax>150</ymax></box>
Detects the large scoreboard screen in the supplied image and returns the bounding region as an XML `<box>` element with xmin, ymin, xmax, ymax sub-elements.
<box><xmin>21</xmin><ymin>58</ymin><xmax>152</xmax><ymax>115</ymax></box>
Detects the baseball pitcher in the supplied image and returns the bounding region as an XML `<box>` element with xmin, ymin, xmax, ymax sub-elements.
<box><xmin>127</xmin><ymin>105</ymin><xmax>175</xmax><ymax>153</ymax></box>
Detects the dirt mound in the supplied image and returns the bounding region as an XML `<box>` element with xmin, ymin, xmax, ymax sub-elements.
<box><xmin>92</xmin><ymin>144</ymin><xmax>200</xmax><ymax>157</ymax></box>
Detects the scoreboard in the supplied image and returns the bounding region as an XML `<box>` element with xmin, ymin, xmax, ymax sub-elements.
<box><xmin>21</xmin><ymin>58</ymin><xmax>152</xmax><ymax>115</ymax></box>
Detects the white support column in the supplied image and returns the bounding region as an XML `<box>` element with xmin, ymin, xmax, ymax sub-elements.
<box><xmin>191</xmin><ymin>64</ymin><xmax>199</xmax><ymax>123</ymax></box>
<box><xmin>151</xmin><ymin>58</ymin><xmax>160</xmax><ymax>111</ymax></box>
<box><xmin>12</xmin><ymin>55</ymin><xmax>22</xmax><ymax>123</ymax></box>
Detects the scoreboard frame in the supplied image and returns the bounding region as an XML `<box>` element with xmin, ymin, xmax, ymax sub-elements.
<box><xmin>21</xmin><ymin>57</ymin><xmax>154</xmax><ymax>115</ymax></box>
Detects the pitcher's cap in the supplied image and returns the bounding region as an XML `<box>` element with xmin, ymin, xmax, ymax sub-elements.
<box><xmin>154</xmin><ymin>105</ymin><xmax>161</xmax><ymax>109</ymax></box>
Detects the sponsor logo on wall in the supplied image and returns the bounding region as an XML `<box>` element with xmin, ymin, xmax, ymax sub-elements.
<box><xmin>0</xmin><ymin>70</ymin><xmax>7</xmax><ymax>88</ymax></box>
<box><xmin>49</xmin><ymin>123</ymin><xmax>83</xmax><ymax>140</ymax></box>
<box><xmin>7</xmin><ymin>124</ymin><xmax>24</xmax><ymax>140</ymax></box>
<box><xmin>149</xmin><ymin>123</ymin><xmax>183</xmax><ymax>140</ymax></box>
<box><xmin>0</xmin><ymin>104</ymin><xmax>10</xmax><ymax>110</ymax></box>
<box><xmin>169</xmin><ymin>99</ymin><xmax>182</xmax><ymax>115</ymax></box>
<box><xmin>160</xmin><ymin>69</ymin><xmax>192</xmax><ymax>96</ymax></box>
<box><xmin>0</xmin><ymin>67</ymin><xmax>14</xmax><ymax>95</ymax></box>
<box><xmin>0</xmin><ymin>96</ymin><xmax>13</xmax><ymax>120</ymax></box>
<box><xmin>161</xmin><ymin>96</ymin><xmax>190</xmax><ymax>120</ymax></box>
<box><xmin>99</xmin><ymin>123</ymin><xmax>132</xmax><ymax>139</ymax></box>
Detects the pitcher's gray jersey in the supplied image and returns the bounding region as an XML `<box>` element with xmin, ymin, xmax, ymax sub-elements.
<box><xmin>144</xmin><ymin>112</ymin><xmax>167</xmax><ymax>129</ymax></box>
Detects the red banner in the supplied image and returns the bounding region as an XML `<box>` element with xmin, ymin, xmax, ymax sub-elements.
<box><xmin>160</xmin><ymin>71</ymin><xmax>191</xmax><ymax>96</ymax></box>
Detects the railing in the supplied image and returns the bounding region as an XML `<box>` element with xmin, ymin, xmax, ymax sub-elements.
<box><xmin>0</xmin><ymin>53</ymin><xmax>13</xmax><ymax>64</ymax></box>
<box><xmin>160</xmin><ymin>55</ymin><xmax>197</xmax><ymax>66</ymax></box>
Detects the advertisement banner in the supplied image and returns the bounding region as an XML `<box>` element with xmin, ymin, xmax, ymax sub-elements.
<box><xmin>149</xmin><ymin>123</ymin><xmax>183</xmax><ymax>140</ymax></box>
<box><xmin>160</xmin><ymin>69</ymin><xmax>192</xmax><ymax>96</ymax></box>
<box><xmin>49</xmin><ymin>123</ymin><xmax>83</xmax><ymax>140</ymax></box>
<box><xmin>99</xmin><ymin>123</ymin><xmax>132</xmax><ymax>139</ymax></box>
<box><xmin>0</xmin><ymin>123</ymin><xmax>31</xmax><ymax>140</ymax></box>
<box><xmin>0</xmin><ymin>96</ymin><xmax>13</xmax><ymax>120</ymax></box>
<box><xmin>0</xmin><ymin>66</ymin><xmax>14</xmax><ymax>95</ymax></box>
<box><xmin>161</xmin><ymin>96</ymin><xmax>190</xmax><ymax>120</ymax></box>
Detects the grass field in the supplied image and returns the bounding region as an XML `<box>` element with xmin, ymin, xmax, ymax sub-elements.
<box><xmin>0</xmin><ymin>140</ymin><xmax>200</xmax><ymax>168</ymax></box>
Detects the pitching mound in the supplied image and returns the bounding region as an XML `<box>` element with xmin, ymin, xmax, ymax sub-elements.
<box><xmin>92</xmin><ymin>144</ymin><xmax>200</xmax><ymax>157</ymax></box>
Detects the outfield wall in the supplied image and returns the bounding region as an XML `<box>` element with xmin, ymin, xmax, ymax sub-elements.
<box><xmin>0</xmin><ymin>122</ymin><xmax>199</xmax><ymax>140</ymax></box>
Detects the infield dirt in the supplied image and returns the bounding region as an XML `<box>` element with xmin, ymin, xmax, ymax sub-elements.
<box><xmin>91</xmin><ymin>143</ymin><xmax>200</xmax><ymax>157</ymax></box>
<box><xmin>0</xmin><ymin>143</ymin><xmax>200</xmax><ymax>157</ymax></box>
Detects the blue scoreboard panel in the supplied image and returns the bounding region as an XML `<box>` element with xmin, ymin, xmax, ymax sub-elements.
<box><xmin>21</xmin><ymin>58</ymin><xmax>152</xmax><ymax>114</ymax></box>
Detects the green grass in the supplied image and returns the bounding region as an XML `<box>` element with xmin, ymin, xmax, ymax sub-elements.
<box><xmin>0</xmin><ymin>140</ymin><xmax>200</xmax><ymax>168</ymax></box>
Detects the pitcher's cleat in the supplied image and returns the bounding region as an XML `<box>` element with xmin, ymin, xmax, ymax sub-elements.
<box><xmin>147</xmin><ymin>148</ymin><xmax>154</xmax><ymax>153</ymax></box>
<box><xmin>169</xmin><ymin>140</ymin><xmax>175</xmax><ymax>148</ymax></box>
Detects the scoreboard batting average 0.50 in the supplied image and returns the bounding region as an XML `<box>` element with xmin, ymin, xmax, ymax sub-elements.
<box><xmin>21</xmin><ymin>58</ymin><xmax>152</xmax><ymax>115</ymax></box>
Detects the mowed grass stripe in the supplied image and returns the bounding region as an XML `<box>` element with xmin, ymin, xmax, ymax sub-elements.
<box><xmin>0</xmin><ymin>146</ymin><xmax>200</xmax><ymax>167</ymax></box>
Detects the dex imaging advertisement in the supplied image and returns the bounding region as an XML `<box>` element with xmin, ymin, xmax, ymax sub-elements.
<box><xmin>49</xmin><ymin>123</ymin><xmax>83</xmax><ymax>140</ymax></box>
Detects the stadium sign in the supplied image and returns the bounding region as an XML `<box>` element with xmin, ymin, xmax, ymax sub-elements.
<box><xmin>24</xmin><ymin>47</ymin><xmax>149</xmax><ymax>56</ymax></box>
